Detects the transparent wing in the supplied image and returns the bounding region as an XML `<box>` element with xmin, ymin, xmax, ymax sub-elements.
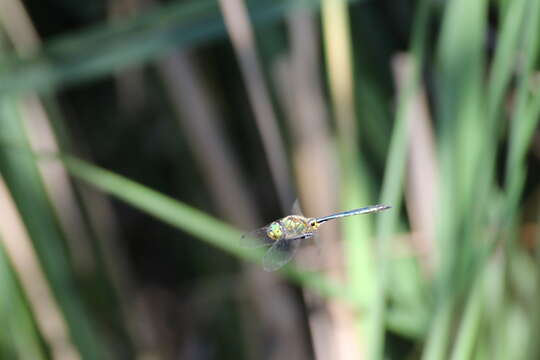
<box><xmin>262</xmin><ymin>233</ymin><xmax>312</xmax><ymax>271</ymax></box>
<box><xmin>291</xmin><ymin>199</ymin><xmax>303</xmax><ymax>216</ymax></box>
<box><xmin>239</xmin><ymin>226</ymin><xmax>274</xmax><ymax>248</ymax></box>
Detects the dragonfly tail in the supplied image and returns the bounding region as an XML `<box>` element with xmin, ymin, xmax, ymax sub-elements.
<box><xmin>315</xmin><ymin>204</ymin><xmax>391</xmax><ymax>224</ymax></box>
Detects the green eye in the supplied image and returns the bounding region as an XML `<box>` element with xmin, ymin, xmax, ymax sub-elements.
<box><xmin>267</xmin><ymin>222</ymin><xmax>282</xmax><ymax>240</ymax></box>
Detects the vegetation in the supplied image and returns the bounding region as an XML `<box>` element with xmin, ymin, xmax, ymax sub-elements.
<box><xmin>1</xmin><ymin>0</ymin><xmax>540</xmax><ymax>359</ymax></box>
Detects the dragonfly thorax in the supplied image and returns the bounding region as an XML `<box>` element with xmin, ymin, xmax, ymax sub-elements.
<box><xmin>266</xmin><ymin>215</ymin><xmax>321</xmax><ymax>242</ymax></box>
<box><xmin>282</xmin><ymin>215</ymin><xmax>308</xmax><ymax>233</ymax></box>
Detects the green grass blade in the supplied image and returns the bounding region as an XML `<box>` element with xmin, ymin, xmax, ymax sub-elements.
<box><xmin>0</xmin><ymin>96</ymin><xmax>107</xmax><ymax>360</ymax></box>
<box><xmin>467</xmin><ymin>0</ymin><xmax>530</xmax><ymax>251</ymax></box>
<box><xmin>0</xmin><ymin>0</ymin><xmax>359</xmax><ymax>94</ymax></box>
<box><xmin>423</xmin><ymin>298</ymin><xmax>455</xmax><ymax>360</ymax></box>
<box><xmin>321</xmin><ymin>0</ymin><xmax>379</xmax><ymax>357</ymax></box>
<box><xmin>487</xmin><ymin>0</ymin><xmax>529</xmax><ymax>123</ymax></box>
<box><xmin>471</xmin><ymin>0</ymin><xmax>529</xmax><ymax>206</ymax></box>
<box><xmin>449</xmin><ymin>275</ymin><xmax>483</xmax><ymax>360</ymax></box>
<box><xmin>62</xmin><ymin>155</ymin><xmax>362</xmax><ymax>305</ymax></box>
<box><xmin>64</xmin><ymin>151</ymin><xmax>428</xmax><ymax>336</ymax></box>
<box><xmin>505</xmin><ymin>0</ymin><xmax>540</xmax><ymax>209</ymax></box>
<box><xmin>426</xmin><ymin>0</ymin><xmax>488</xmax><ymax>358</ymax></box>
<box><xmin>0</xmin><ymin>240</ymin><xmax>48</xmax><ymax>360</ymax></box>
<box><xmin>374</xmin><ymin>0</ymin><xmax>432</xmax><ymax>356</ymax></box>
<box><xmin>436</xmin><ymin>0</ymin><xmax>487</xmax><ymax>213</ymax></box>
<box><xmin>449</xmin><ymin>2</ymin><xmax>540</xmax><ymax>358</ymax></box>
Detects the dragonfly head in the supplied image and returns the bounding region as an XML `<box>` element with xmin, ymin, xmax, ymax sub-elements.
<box><xmin>267</xmin><ymin>222</ymin><xmax>283</xmax><ymax>241</ymax></box>
<box><xmin>308</xmin><ymin>219</ymin><xmax>320</xmax><ymax>231</ymax></box>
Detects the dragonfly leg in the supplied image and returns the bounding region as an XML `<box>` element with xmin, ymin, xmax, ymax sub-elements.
<box><xmin>288</xmin><ymin>232</ymin><xmax>314</xmax><ymax>241</ymax></box>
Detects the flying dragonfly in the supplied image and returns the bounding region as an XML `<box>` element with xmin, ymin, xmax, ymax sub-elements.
<box><xmin>241</xmin><ymin>204</ymin><xmax>391</xmax><ymax>271</ymax></box>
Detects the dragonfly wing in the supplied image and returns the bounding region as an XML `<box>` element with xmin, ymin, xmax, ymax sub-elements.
<box><xmin>263</xmin><ymin>239</ymin><xmax>299</xmax><ymax>271</ymax></box>
<box><xmin>290</xmin><ymin>199</ymin><xmax>304</xmax><ymax>216</ymax></box>
<box><xmin>240</xmin><ymin>227</ymin><xmax>273</xmax><ymax>248</ymax></box>
<box><xmin>262</xmin><ymin>233</ymin><xmax>313</xmax><ymax>271</ymax></box>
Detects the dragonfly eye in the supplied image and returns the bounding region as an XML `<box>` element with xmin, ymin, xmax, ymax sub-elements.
<box><xmin>267</xmin><ymin>222</ymin><xmax>283</xmax><ymax>241</ymax></box>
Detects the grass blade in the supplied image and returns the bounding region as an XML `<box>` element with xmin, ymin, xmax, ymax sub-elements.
<box><xmin>425</xmin><ymin>0</ymin><xmax>488</xmax><ymax>358</ymax></box>
<box><xmin>0</xmin><ymin>0</ymin><xmax>359</xmax><ymax>94</ymax></box>
<box><xmin>0</xmin><ymin>96</ymin><xmax>107</xmax><ymax>359</ymax></box>
<box><xmin>0</xmin><ymin>240</ymin><xmax>48</xmax><ymax>360</ymax></box>
<box><xmin>321</xmin><ymin>0</ymin><xmax>377</xmax><ymax>357</ymax></box>
<box><xmin>62</xmin><ymin>155</ymin><xmax>363</xmax><ymax>305</ymax></box>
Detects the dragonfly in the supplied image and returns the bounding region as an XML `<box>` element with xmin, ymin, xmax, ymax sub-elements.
<box><xmin>241</xmin><ymin>204</ymin><xmax>391</xmax><ymax>271</ymax></box>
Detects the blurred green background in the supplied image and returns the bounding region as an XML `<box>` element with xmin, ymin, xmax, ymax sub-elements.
<box><xmin>1</xmin><ymin>0</ymin><xmax>540</xmax><ymax>359</ymax></box>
